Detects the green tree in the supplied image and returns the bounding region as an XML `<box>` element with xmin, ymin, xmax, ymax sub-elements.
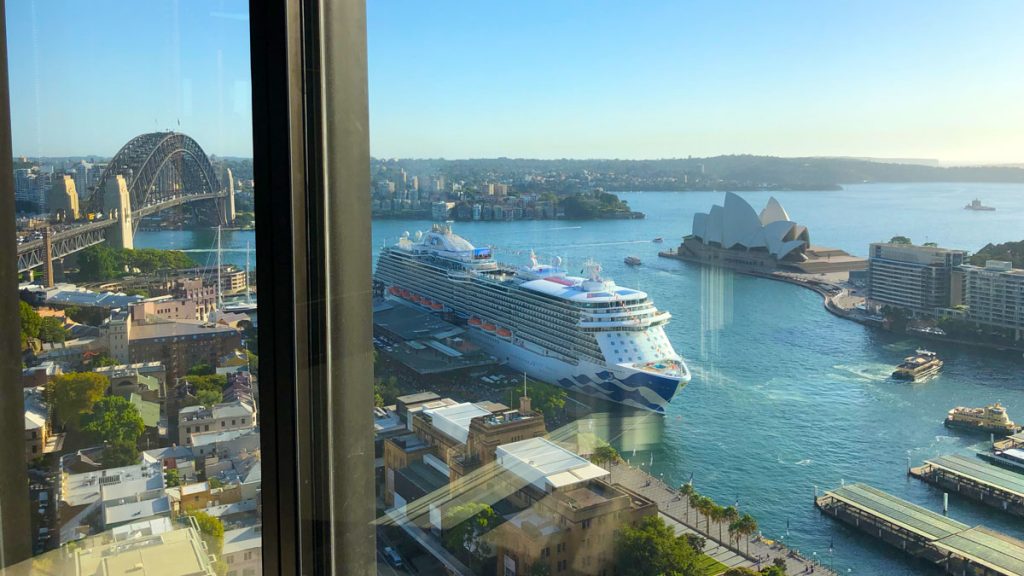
<box><xmin>196</xmin><ymin>389</ymin><xmax>223</xmax><ymax>406</ymax></box>
<box><xmin>529</xmin><ymin>561</ymin><xmax>551</xmax><ymax>576</ymax></box>
<box><xmin>888</xmin><ymin>235</ymin><xmax>912</xmax><ymax>245</ymax></box>
<box><xmin>38</xmin><ymin>316</ymin><xmax>67</xmax><ymax>343</ymax></box>
<box><xmin>723</xmin><ymin>569</ymin><xmax>760</xmax><ymax>576</ymax></box>
<box><xmin>730</xmin><ymin>514</ymin><xmax>758</xmax><ymax>555</ymax></box>
<box><xmin>77</xmin><ymin>245</ymin><xmax>119</xmax><ymax>280</ymax></box>
<box><xmin>590</xmin><ymin>444</ymin><xmax>622</xmax><ymax>467</ymax></box>
<box><xmin>189</xmin><ymin>363</ymin><xmax>216</xmax><ymax>376</ymax></box>
<box><xmin>165</xmin><ymin>468</ymin><xmax>181</xmax><ymax>487</ymax></box>
<box><xmin>614</xmin><ymin>515</ymin><xmax>702</xmax><ymax>576</ymax></box>
<box><xmin>82</xmin><ymin>396</ymin><xmax>145</xmax><ymax>446</ymax></box>
<box><xmin>19</xmin><ymin>300</ymin><xmax>41</xmax><ymax>346</ymax></box>
<box><xmin>722</xmin><ymin>506</ymin><xmax>739</xmax><ymax>545</ymax></box>
<box><xmin>442</xmin><ymin>502</ymin><xmax>498</xmax><ymax>569</ymax></box>
<box><xmin>679</xmin><ymin>483</ymin><xmax>696</xmax><ymax>518</ymax></box>
<box><xmin>103</xmin><ymin>441</ymin><xmax>139</xmax><ymax>467</ymax></box>
<box><xmin>208</xmin><ymin>477</ymin><xmax>225</xmax><ymax>489</ymax></box>
<box><xmin>190</xmin><ymin>511</ymin><xmax>225</xmax><ymax>556</ymax></box>
<box><xmin>46</xmin><ymin>372</ymin><xmax>109</xmax><ymax>430</ymax></box>
<box><xmin>91</xmin><ymin>354</ymin><xmax>120</xmax><ymax>368</ymax></box>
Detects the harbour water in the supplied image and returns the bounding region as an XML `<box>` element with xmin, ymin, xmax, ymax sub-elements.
<box><xmin>137</xmin><ymin>183</ymin><xmax>1024</xmax><ymax>575</ymax></box>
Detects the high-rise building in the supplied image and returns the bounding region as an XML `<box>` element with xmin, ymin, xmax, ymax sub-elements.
<box><xmin>957</xmin><ymin>260</ymin><xmax>1024</xmax><ymax>340</ymax></box>
<box><xmin>866</xmin><ymin>243</ymin><xmax>965</xmax><ymax>312</ymax></box>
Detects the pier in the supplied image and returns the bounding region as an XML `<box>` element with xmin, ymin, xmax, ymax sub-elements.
<box><xmin>816</xmin><ymin>483</ymin><xmax>1024</xmax><ymax>575</ymax></box>
<box><xmin>910</xmin><ymin>455</ymin><xmax>1024</xmax><ymax>518</ymax></box>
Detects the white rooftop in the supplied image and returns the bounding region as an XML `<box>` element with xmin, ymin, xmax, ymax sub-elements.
<box><xmin>103</xmin><ymin>496</ymin><xmax>172</xmax><ymax>527</ymax></box>
<box><xmin>423</xmin><ymin>402</ymin><xmax>492</xmax><ymax>444</ymax></box>
<box><xmin>223</xmin><ymin>525</ymin><xmax>263</xmax><ymax>555</ymax></box>
<box><xmin>519</xmin><ymin>276</ymin><xmax>647</xmax><ymax>304</ymax></box>
<box><xmin>496</xmin><ymin>437</ymin><xmax>608</xmax><ymax>491</ymax></box>
<box><xmin>64</xmin><ymin>461</ymin><xmax>163</xmax><ymax>508</ymax></box>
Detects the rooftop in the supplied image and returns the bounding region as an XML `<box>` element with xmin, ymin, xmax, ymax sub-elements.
<box><xmin>103</xmin><ymin>496</ymin><xmax>172</xmax><ymax>527</ymax></box>
<box><xmin>75</xmin><ymin>526</ymin><xmax>214</xmax><ymax>576</ymax></box>
<box><xmin>932</xmin><ymin>526</ymin><xmax>1024</xmax><ymax>576</ymax></box>
<box><xmin>824</xmin><ymin>483</ymin><xmax>967</xmax><ymax>541</ymax></box>
<box><xmin>424</xmin><ymin>402</ymin><xmax>494</xmax><ymax>444</ymax></box>
<box><xmin>64</xmin><ymin>462</ymin><xmax>164</xmax><ymax>508</ymax></box>
<box><xmin>223</xmin><ymin>525</ymin><xmax>263</xmax><ymax>555</ymax></box>
<box><xmin>496</xmin><ymin>437</ymin><xmax>609</xmax><ymax>491</ymax></box>
<box><xmin>131</xmin><ymin>319</ymin><xmax>238</xmax><ymax>341</ymax></box>
<box><xmin>924</xmin><ymin>455</ymin><xmax>1024</xmax><ymax>499</ymax></box>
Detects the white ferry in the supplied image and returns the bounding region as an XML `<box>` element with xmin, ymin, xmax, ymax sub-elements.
<box><xmin>374</xmin><ymin>223</ymin><xmax>690</xmax><ymax>412</ymax></box>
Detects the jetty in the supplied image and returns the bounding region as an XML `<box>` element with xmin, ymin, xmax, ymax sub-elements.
<box><xmin>816</xmin><ymin>483</ymin><xmax>1024</xmax><ymax>575</ymax></box>
<box><xmin>910</xmin><ymin>455</ymin><xmax>1024</xmax><ymax>518</ymax></box>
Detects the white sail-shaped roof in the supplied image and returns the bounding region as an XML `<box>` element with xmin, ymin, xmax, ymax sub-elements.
<box><xmin>690</xmin><ymin>193</ymin><xmax>809</xmax><ymax>260</ymax></box>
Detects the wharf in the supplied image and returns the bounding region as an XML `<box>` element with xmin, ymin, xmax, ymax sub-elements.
<box><xmin>816</xmin><ymin>483</ymin><xmax>1024</xmax><ymax>575</ymax></box>
<box><xmin>995</xmin><ymin>432</ymin><xmax>1024</xmax><ymax>452</ymax></box>
<box><xmin>910</xmin><ymin>455</ymin><xmax>1024</xmax><ymax>518</ymax></box>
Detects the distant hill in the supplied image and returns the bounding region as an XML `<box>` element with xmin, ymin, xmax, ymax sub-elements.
<box><xmin>971</xmin><ymin>240</ymin><xmax>1024</xmax><ymax>268</ymax></box>
<box><xmin>373</xmin><ymin>155</ymin><xmax>1024</xmax><ymax>194</ymax></box>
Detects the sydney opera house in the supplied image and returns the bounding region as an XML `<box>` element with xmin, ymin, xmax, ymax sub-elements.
<box><xmin>661</xmin><ymin>192</ymin><xmax>866</xmax><ymax>274</ymax></box>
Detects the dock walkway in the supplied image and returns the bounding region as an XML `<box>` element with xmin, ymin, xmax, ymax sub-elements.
<box><xmin>817</xmin><ymin>482</ymin><xmax>1024</xmax><ymax>576</ymax></box>
<box><xmin>910</xmin><ymin>455</ymin><xmax>1024</xmax><ymax>517</ymax></box>
<box><xmin>608</xmin><ymin>461</ymin><xmax>836</xmax><ymax>575</ymax></box>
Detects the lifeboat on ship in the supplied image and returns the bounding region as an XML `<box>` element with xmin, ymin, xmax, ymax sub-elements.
<box><xmin>482</xmin><ymin>322</ymin><xmax>497</xmax><ymax>332</ymax></box>
<box><xmin>413</xmin><ymin>295</ymin><xmax>424</xmax><ymax>304</ymax></box>
<box><xmin>469</xmin><ymin>317</ymin><xmax>482</xmax><ymax>327</ymax></box>
<box><xmin>431</xmin><ymin>302</ymin><xmax>442</xmax><ymax>311</ymax></box>
<box><xmin>388</xmin><ymin>286</ymin><xmax>399</xmax><ymax>295</ymax></box>
<box><xmin>496</xmin><ymin>327</ymin><xmax>512</xmax><ymax>339</ymax></box>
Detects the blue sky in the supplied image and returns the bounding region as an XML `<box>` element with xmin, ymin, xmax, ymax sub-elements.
<box><xmin>7</xmin><ymin>1</ymin><xmax>1024</xmax><ymax>162</ymax></box>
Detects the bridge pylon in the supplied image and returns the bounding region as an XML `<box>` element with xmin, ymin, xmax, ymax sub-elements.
<box><xmin>42</xmin><ymin>227</ymin><xmax>54</xmax><ymax>288</ymax></box>
<box><xmin>105</xmin><ymin>175</ymin><xmax>134</xmax><ymax>250</ymax></box>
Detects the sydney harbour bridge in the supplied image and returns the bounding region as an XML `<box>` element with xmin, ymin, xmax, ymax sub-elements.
<box><xmin>16</xmin><ymin>131</ymin><xmax>236</xmax><ymax>284</ymax></box>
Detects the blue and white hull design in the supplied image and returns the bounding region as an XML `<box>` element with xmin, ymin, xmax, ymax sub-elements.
<box><xmin>467</xmin><ymin>328</ymin><xmax>687</xmax><ymax>413</ymax></box>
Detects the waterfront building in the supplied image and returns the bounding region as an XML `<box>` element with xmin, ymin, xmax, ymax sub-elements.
<box><xmin>491</xmin><ymin>437</ymin><xmax>658</xmax><ymax>576</ymax></box>
<box><xmin>956</xmin><ymin>260</ymin><xmax>1024</xmax><ymax>340</ymax></box>
<box><xmin>667</xmin><ymin>192</ymin><xmax>865</xmax><ymax>274</ymax></box>
<box><xmin>866</xmin><ymin>243</ymin><xmax>966</xmax><ymax>313</ymax></box>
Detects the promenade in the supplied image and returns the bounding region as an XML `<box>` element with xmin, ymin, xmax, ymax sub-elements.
<box><xmin>607</xmin><ymin>461</ymin><xmax>837</xmax><ymax>576</ymax></box>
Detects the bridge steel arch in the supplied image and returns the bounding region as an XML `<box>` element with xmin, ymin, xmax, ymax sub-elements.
<box><xmin>87</xmin><ymin>132</ymin><xmax>224</xmax><ymax>225</ymax></box>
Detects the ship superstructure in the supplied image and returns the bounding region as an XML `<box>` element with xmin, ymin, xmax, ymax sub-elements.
<box><xmin>374</xmin><ymin>223</ymin><xmax>690</xmax><ymax>412</ymax></box>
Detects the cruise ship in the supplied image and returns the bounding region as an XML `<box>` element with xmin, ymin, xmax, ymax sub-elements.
<box><xmin>374</xmin><ymin>223</ymin><xmax>690</xmax><ymax>412</ymax></box>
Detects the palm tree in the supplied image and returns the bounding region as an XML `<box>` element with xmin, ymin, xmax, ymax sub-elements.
<box><xmin>688</xmin><ymin>490</ymin><xmax>702</xmax><ymax>526</ymax></box>
<box><xmin>710</xmin><ymin>505</ymin><xmax>727</xmax><ymax>542</ymax></box>
<box><xmin>736</xmin><ymin>514</ymin><xmax>758</xmax><ymax>555</ymax></box>
<box><xmin>680</xmin><ymin>483</ymin><xmax>695</xmax><ymax>518</ymax></box>
<box><xmin>722</xmin><ymin>506</ymin><xmax>739</xmax><ymax>547</ymax></box>
<box><xmin>698</xmin><ymin>496</ymin><xmax>715</xmax><ymax>535</ymax></box>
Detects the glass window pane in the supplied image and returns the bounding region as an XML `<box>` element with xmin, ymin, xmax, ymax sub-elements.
<box><xmin>367</xmin><ymin>3</ymin><xmax>1024</xmax><ymax>576</ymax></box>
<box><xmin>6</xmin><ymin>2</ymin><xmax>260</xmax><ymax>574</ymax></box>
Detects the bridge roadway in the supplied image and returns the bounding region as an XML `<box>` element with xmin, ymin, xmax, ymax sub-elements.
<box><xmin>16</xmin><ymin>190</ymin><xmax>225</xmax><ymax>273</ymax></box>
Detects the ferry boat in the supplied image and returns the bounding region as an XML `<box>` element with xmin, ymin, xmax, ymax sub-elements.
<box><xmin>374</xmin><ymin>223</ymin><xmax>691</xmax><ymax>412</ymax></box>
<box><xmin>891</xmin><ymin>349</ymin><xmax>942</xmax><ymax>381</ymax></box>
<box><xmin>964</xmin><ymin>199</ymin><xmax>996</xmax><ymax>211</ymax></box>
<box><xmin>945</xmin><ymin>403</ymin><xmax>1020</xmax><ymax>435</ymax></box>
<box><xmin>652</xmin><ymin>237</ymin><xmax>664</xmax><ymax>243</ymax></box>
<box><xmin>624</xmin><ymin>256</ymin><xmax>642</xmax><ymax>266</ymax></box>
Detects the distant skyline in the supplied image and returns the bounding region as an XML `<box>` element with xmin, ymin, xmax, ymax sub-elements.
<box><xmin>7</xmin><ymin>1</ymin><xmax>1024</xmax><ymax>164</ymax></box>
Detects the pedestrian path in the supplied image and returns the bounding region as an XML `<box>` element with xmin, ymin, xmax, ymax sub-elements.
<box><xmin>608</xmin><ymin>462</ymin><xmax>836</xmax><ymax>575</ymax></box>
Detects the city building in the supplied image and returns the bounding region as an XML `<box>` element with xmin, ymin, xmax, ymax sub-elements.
<box><xmin>222</xmin><ymin>525</ymin><xmax>263</xmax><ymax>576</ymax></box>
<box><xmin>491</xmin><ymin>438</ymin><xmax>658</xmax><ymax>576</ymax></box>
<box><xmin>668</xmin><ymin>192</ymin><xmax>866</xmax><ymax>274</ymax></box>
<box><xmin>866</xmin><ymin>243</ymin><xmax>966</xmax><ymax>313</ymax></box>
<box><xmin>955</xmin><ymin>260</ymin><xmax>1024</xmax><ymax>340</ymax></box>
<box><xmin>21</xmin><ymin>360</ymin><xmax>61</xmax><ymax>388</ymax></box>
<box><xmin>131</xmin><ymin>295</ymin><xmax>204</xmax><ymax>323</ymax></box>
<box><xmin>73</xmin><ymin>519</ymin><xmax>216</xmax><ymax>576</ymax></box>
<box><xmin>126</xmin><ymin>318</ymin><xmax>243</xmax><ymax>382</ymax></box>
<box><xmin>59</xmin><ymin>459</ymin><xmax>171</xmax><ymax>542</ymax></box>
<box><xmin>24</xmin><ymin>387</ymin><xmax>51</xmax><ymax>461</ymax></box>
<box><xmin>94</xmin><ymin>361</ymin><xmax>167</xmax><ymax>397</ymax></box>
<box><xmin>178</xmin><ymin>400</ymin><xmax>257</xmax><ymax>445</ymax></box>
